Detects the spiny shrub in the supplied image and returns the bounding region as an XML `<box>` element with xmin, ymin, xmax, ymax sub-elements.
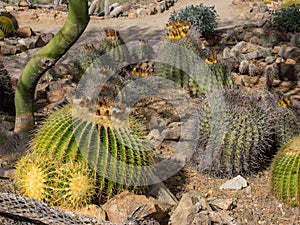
<box><xmin>169</xmin><ymin>4</ymin><xmax>218</xmax><ymax>34</ymax></box>
<box><xmin>194</xmin><ymin>88</ymin><xmax>274</xmax><ymax>177</ymax></box>
<box><xmin>272</xmin><ymin>4</ymin><xmax>300</xmax><ymax>32</ymax></box>
<box><xmin>0</xmin><ymin>12</ymin><xmax>18</xmax><ymax>37</ymax></box>
<box><xmin>271</xmin><ymin>135</ymin><xmax>300</xmax><ymax>207</ymax></box>
<box><xmin>14</xmin><ymin>98</ymin><xmax>153</xmax><ymax>208</ymax></box>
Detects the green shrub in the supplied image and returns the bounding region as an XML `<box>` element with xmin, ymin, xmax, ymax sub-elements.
<box><xmin>272</xmin><ymin>4</ymin><xmax>300</xmax><ymax>33</ymax></box>
<box><xmin>169</xmin><ymin>4</ymin><xmax>218</xmax><ymax>34</ymax></box>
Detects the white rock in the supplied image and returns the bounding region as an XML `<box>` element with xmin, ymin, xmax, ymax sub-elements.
<box><xmin>219</xmin><ymin>175</ymin><xmax>248</xmax><ymax>190</ymax></box>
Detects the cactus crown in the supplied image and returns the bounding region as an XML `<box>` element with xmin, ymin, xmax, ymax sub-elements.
<box><xmin>0</xmin><ymin>12</ymin><xmax>18</xmax><ymax>37</ymax></box>
<box><xmin>277</xmin><ymin>96</ymin><xmax>292</xmax><ymax>108</ymax></box>
<box><xmin>166</xmin><ymin>20</ymin><xmax>191</xmax><ymax>40</ymax></box>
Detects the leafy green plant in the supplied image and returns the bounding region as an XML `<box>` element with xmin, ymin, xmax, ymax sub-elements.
<box><xmin>272</xmin><ymin>4</ymin><xmax>300</xmax><ymax>32</ymax></box>
<box><xmin>168</xmin><ymin>4</ymin><xmax>218</xmax><ymax>34</ymax></box>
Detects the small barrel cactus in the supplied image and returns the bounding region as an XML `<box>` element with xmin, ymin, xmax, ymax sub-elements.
<box><xmin>99</xmin><ymin>28</ymin><xmax>131</xmax><ymax>63</ymax></box>
<box><xmin>194</xmin><ymin>88</ymin><xmax>274</xmax><ymax>177</ymax></box>
<box><xmin>271</xmin><ymin>135</ymin><xmax>300</xmax><ymax>207</ymax></box>
<box><xmin>14</xmin><ymin>98</ymin><xmax>153</xmax><ymax>208</ymax></box>
<box><xmin>248</xmin><ymin>63</ymin><xmax>256</xmax><ymax>76</ymax></box>
<box><xmin>0</xmin><ymin>12</ymin><xmax>18</xmax><ymax>37</ymax></box>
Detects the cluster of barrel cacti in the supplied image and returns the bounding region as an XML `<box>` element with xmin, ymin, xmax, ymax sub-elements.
<box><xmin>14</xmin><ymin>99</ymin><xmax>153</xmax><ymax>209</ymax></box>
<box><xmin>14</xmin><ymin>20</ymin><xmax>300</xmax><ymax>210</ymax></box>
<box><xmin>0</xmin><ymin>12</ymin><xmax>18</xmax><ymax>38</ymax></box>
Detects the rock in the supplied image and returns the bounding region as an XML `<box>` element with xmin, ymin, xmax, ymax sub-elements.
<box><xmin>102</xmin><ymin>192</ymin><xmax>168</xmax><ymax>224</ymax></box>
<box><xmin>147</xmin><ymin>182</ymin><xmax>178</xmax><ymax>206</ymax></box>
<box><xmin>285</xmin><ymin>58</ymin><xmax>297</xmax><ymax>65</ymax></box>
<box><xmin>18</xmin><ymin>38</ymin><xmax>35</xmax><ymax>49</ymax></box>
<box><xmin>277</xmin><ymin>62</ymin><xmax>298</xmax><ymax>81</ymax></box>
<box><xmin>109</xmin><ymin>5</ymin><xmax>124</xmax><ymax>17</ymax></box>
<box><xmin>128</xmin><ymin>12</ymin><xmax>138</xmax><ymax>18</ymax></box>
<box><xmin>75</xmin><ymin>204</ymin><xmax>106</xmax><ymax>221</ymax></box>
<box><xmin>170</xmin><ymin>192</ymin><xmax>211</xmax><ymax>225</ymax></box>
<box><xmin>161</xmin><ymin>122</ymin><xmax>182</xmax><ymax>140</ymax></box>
<box><xmin>219</xmin><ymin>175</ymin><xmax>248</xmax><ymax>190</ymax></box>
<box><xmin>46</xmin><ymin>81</ymin><xmax>65</xmax><ymax>103</ymax></box>
<box><xmin>278</xmin><ymin>46</ymin><xmax>296</xmax><ymax>59</ymax></box>
<box><xmin>0</xmin><ymin>44</ymin><xmax>17</xmax><ymax>55</ymax></box>
<box><xmin>35</xmin><ymin>33</ymin><xmax>54</xmax><ymax>48</ymax></box>
<box><xmin>136</xmin><ymin>8</ymin><xmax>147</xmax><ymax>17</ymax></box>
<box><xmin>17</xmin><ymin>27</ymin><xmax>33</xmax><ymax>38</ymax></box>
<box><xmin>210</xmin><ymin>198</ymin><xmax>236</xmax><ymax>210</ymax></box>
<box><xmin>265</xmin><ymin>56</ymin><xmax>275</xmax><ymax>64</ymax></box>
<box><xmin>147</xmin><ymin>129</ymin><xmax>163</xmax><ymax>147</ymax></box>
<box><xmin>208</xmin><ymin>211</ymin><xmax>235</xmax><ymax>224</ymax></box>
<box><xmin>4</xmin><ymin>6</ymin><xmax>14</xmax><ymax>12</ymax></box>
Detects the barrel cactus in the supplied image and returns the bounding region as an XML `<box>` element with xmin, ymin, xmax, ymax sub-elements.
<box><xmin>194</xmin><ymin>89</ymin><xmax>274</xmax><ymax>177</ymax></box>
<box><xmin>271</xmin><ymin>135</ymin><xmax>300</xmax><ymax>207</ymax></box>
<box><xmin>99</xmin><ymin>28</ymin><xmax>131</xmax><ymax>63</ymax></box>
<box><xmin>0</xmin><ymin>12</ymin><xmax>18</xmax><ymax>37</ymax></box>
<box><xmin>14</xmin><ymin>98</ymin><xmax>153</xmax><ymax>208</ymax></box>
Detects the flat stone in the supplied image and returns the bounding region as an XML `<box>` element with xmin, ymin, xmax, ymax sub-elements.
<box><xmin>102</xmin><ymin>192</ymin><xmax>168</xmax><ymax>224</ymax></box>
<box><xmin>219</xmin><ymin>175</ymin><xmax>248</xmax><ymax>190</ymax></box>
<box><xmin>210</xmin><ymin>198</ymin><xmax>236</xmax><ymax>210</ymax></box>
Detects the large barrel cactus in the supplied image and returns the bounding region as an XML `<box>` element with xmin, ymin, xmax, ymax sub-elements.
<box><xmin>0</xmin><ymin>12</ymin><xmax>18</xmax><ymax>38</ymax></box>
<box><xmin>194</xmin><ymin>89</ymin><xmax>274</xmax><ymax>177</ymax></box>
<box><xmin>14</xmin><ymin>98</ymin><xmax>153</xmax><ymax>209</ymax></box>
<box><xmin>271</xmin><ymin>135</ymin><xmax>300</xmax><ymax>207</ymax></box>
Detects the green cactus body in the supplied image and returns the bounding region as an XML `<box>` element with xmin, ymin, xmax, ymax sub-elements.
<box><xmin>15</xmin><ymin>99</ymin><xmax>153</xmax><ymax>208</ymax></box>
<box><xmin>207</xmin><ymin>61</ymin><xmax>234</xmax><ymax>89</ymax></box>
<box><xmin>196</xmin><ymin>89</ymin><xmax>273</xmax><ymax>177</ymax></box>
<box><xmin>271</xmin><ymin>135</ymin><xmax>300</xmax><ymax>207</ymax></box>
<box><xmin>0</xmin><ymin>12</ymin><xmax>18</xmax><ymax>37</ymax></box>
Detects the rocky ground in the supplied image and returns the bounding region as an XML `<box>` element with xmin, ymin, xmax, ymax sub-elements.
<box><xmin>0</xmin><ymin>0</ymin><xmax>300</xmax><ymax>224</ymax></box>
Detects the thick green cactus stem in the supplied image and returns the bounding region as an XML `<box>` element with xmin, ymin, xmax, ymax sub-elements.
<box><xmin>271</xmin><ymin>135</ymin><xmax>300</xmax><ymax>207</ymax></box>
<box><xmin>0</xmin><ymin>12</ymin><xmax>18</xmax><ymax>37</ymax></box>
<box><xmin>14</xmin><ymin>0</ymin><xmax>89</xmax><ymax>134</ymax></box>
<box><xmin>15</xmin><ymin>100</ymin><xmax>153</xmax><ymax>207</ymax></box>
<box><xmin>196</xmin><ymin>89</ymin><xmax>273</xmax><ymax>177</ymax></box>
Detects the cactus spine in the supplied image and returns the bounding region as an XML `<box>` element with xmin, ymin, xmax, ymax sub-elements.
<box><xmin>14</xmin><ymin>99</ymin><xmax>153</xmax><ymax>208</ymax></box>
<box><xmin>0</xmin><ymin>12</ymin><xmax>18</xmax><ymax>37</ymax></box>
<box><xmin>271</xmin><ymin>135</ymin><xmax>300</xmax><ymax>207</ymax></box>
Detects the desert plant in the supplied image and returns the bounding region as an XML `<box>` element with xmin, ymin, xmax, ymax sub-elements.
<box><xmin>194</xmin><ymin>89</ymin><xmax>274</xmax><ymax>177</ymax></box>
<box><xmin>168</xmin><ymin>4</ymin><xmax>218</xmax><ymax>34</ymax></box>
<box><xmin>272</xmin><ymin>4</ymin><xmax>300</xmax><ymax>33</ymax></box>
<box><xmin>271</xmin><ymin>135</ymin><xmax>300</xmax><ymax>207</ymax></box>
<box><xmin>99</xmin><ymin>28</ymin><xmax>131</xmax><ymax>63</ymax></box>
<box><xmin>0</xmin><ymin>12</ymin><xmax>18</xmax><ymax>37</ymax></box>
<box><xmin>239</xmin><ymin>60</ymin><xmax>249</xmax><ymax>75</ymax></box>
<box><xmin>14</xmin><ymin>98</ymin><xmax>153</xmax><ymax>207</ymax></box>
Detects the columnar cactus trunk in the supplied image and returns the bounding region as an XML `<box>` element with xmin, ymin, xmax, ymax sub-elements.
<box><xmin>14</xmin><ymin>0</ymin><xmax>90</xmax><ymax>134</ymax></box>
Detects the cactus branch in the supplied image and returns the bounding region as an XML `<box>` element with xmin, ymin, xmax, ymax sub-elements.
<box><xmin>14</xmin><ymin>0</ymin><xmax>89</xmax><ymax>134</ymax></box>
